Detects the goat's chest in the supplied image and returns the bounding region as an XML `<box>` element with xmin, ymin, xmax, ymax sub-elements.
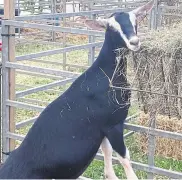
<box><xmin>107</xmin><ymin>88</ymin><xmax>131</xmax><ymax>107</ymax></box>
<box><xmin>102</xmin><ymin>88</ymin><xmax>131</xmax><ymax>127</ymax></box>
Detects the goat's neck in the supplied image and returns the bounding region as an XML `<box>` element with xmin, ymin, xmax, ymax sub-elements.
<box><xmin>94</xmin><ymin>35</ymin><xmax>127</xmax><ymax>83</ymax></box>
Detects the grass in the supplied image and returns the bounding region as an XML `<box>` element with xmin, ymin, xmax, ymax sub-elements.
<box><xmin>12</xmin><ymin>36</ymin><xmax>182</xmax><ymax>179</ymax></box>
<box><xmin>83</xmin><ymin>134</ymin><xmax>182</xmax><ymax>179</ymax></box>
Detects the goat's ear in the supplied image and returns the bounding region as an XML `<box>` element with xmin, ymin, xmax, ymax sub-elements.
<box><xmin>132</xmin><ymin>0</ymin><xmax>154</xmax><ymax>18</ymax></box>
<box><xmin>85</xmin><ymin>18</ymin><xmax>109</xmax><ymax>31</ymax></box>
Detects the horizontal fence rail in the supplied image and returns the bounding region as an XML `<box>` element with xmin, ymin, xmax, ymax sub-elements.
<box><xmin>6</xmin><ymin>62</ymin><xmax>81</xmax><ymax>78</ymax></box>
<box><xmin>16</xmin><ymin>78</ymin><xmax>76</xmax><ymax>98</ymax></box>
<box><xmin>15</xmin><ymin>42</ymin><xmax>104</xmax><ymax>61</ymax></box>
<box><xmin>14</xmin><ymin>8</ymin><xmax>135</xmax><ymax>21</ymax></box>
<box><xmin>3</xmin><ymin>20</ymin><xmax>105</xmax><ymax>36</ymax></box>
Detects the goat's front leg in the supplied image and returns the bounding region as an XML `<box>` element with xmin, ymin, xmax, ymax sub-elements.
<box><xmin>101</xmin><ymin>137</ymin><xmax>119</xmax><ymax>180</ymax></box>
<box><xmin>104</xmin><ymin>124</ymin><xmax>138</xmax><ymax>180</ymax></box>
<box><xmin>116</xmin><ymin>148</ymin><xmax>138</xmax><ymax>180</ymax></box>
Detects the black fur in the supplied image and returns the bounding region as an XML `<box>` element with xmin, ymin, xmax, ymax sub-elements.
<box><xmin>0</xmin><ymin>12</ymin><xmax>136</xmax><ymax>179</ymax></box>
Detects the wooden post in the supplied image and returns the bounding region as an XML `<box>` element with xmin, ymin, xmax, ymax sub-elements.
<box><xmin>4</xmin><ymin>0</ymin><xmax>16</xmax><ymax>152</ymax></box>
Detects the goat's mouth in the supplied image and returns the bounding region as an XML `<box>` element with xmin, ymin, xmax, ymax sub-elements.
<box><xmin>127</xmin><ymin>36</ymin><xmax>141</xmax><ymax>52</ymax></box>
<box><xmin>127</xmin><ymin>41</ymin><xmax>141</xmax><ymax>52</ymax></box>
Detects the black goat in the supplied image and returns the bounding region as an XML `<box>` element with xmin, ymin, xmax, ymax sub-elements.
<box><xmin>0</xmin><ymin>1</ymin><xmax>154</xmax><ymax>179</ymax></box>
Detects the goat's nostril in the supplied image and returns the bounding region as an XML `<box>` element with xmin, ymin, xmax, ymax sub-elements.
<box><xmin>129</xmin><ymin>37</ymin><xmax>139</xmax><ymax>46</ymax></box>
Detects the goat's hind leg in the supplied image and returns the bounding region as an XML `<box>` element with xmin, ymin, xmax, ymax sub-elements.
<box><xmin>101</xmin><ymin>137</ymin><xmax>119</xmax><ymax>180</ymax></box>
<box><xmin>104</xmin><ymin>123</ymin><xmax>138</xmax><ymax>180</ymax></box>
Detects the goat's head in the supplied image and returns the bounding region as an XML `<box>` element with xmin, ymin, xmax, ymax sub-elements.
<box><xmin>84</xmin><ymin>0</ymin><xmax>154</xmax><ymax>52</ymax></box>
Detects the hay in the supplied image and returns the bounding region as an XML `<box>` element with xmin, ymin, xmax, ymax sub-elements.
<box><xmin>136</xmin><ymin>112</ymin><xmax>182</xmax><ymax>160</ymax></box>
<box><xmin>142</xmin><ymin>23</ymin><xmax>182</xmax><ymax>52</ymax></box>
<box><xmin>131</xmin><ymin>23</ymin><xmax>182</xmax><ymax>118</ymax></box>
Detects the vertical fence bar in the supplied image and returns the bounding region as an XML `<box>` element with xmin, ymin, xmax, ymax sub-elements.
<box><xmin>121</xmin><ymin>0</ymin><xmax>126</xmax><ymax>8</ymax></box>
<box><xmin>72</xmin><ymin>0</ymin><xmax>75</xmax><ymax>16</ymax></box>
<box><xmin>88</xmin><ymin>1</ymin><xmax>95</xmax><ymax>66</ymax></box>
<box><xmin>62</xmin><ymin>0</ymin><xmax>67</xmax><ymax>70</ymax></box>
<box><xmin>149</xmin><ymin>0</ymin><xmax>158</xmax><ymax>29</ymax></box>
<box><xmin>147</xmin><ymin>2</ymin><xmax>158</xmax><ymax>175</ymax></box>
<box><xmin>90</xmin><ymin>14</ymin><xmax>96</xmax><ymax>65</ymax></box>
<box><xmin>1</xmin><ymin>25</ymin><xmax>10</xmax><ymax>162</ymax></box>
<box><xmin>147</xmin><ymin>106</ymin><xmax>157</xmax><ymax>179</ymax></box>
<box><xmin>82</xmin><ymin>0</ymin><xmax>87</xmax><ymax>11</ymax></box>
<box><xmin>17</xmin><ymin>0</ymin><xmax>21</xmax><ymax>38</ymax></box>
<box><xmin>154</xmin><ymin>0</ymin><xmax>159</xmax><ymax>30</ymax></box>
<box><xmin>157</xmin><ymin>5</ymin><xmax>162</xmax><ymax>28</ymax></box>
<box><xmin>51</xmin><ymin>0</ymin><xmax>56</xmax><ymax>42</ymax></box>
<box><xmin>3</xmin><ymin>0</ymin><xmax>16</xmax><ymax>159</ymax></box>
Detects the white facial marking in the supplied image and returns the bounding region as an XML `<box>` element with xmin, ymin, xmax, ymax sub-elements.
<box><xmin>108</xmin><ymin>15</ymin><xmax>140</xmax><ymax>52</ymax></box>
<box><xmin>129</xmin><ymin>12</ymin><xmax>136</xmax><ymax>33</ymax></box>
<box><xmin>108</xmin><ymin>16</ymin><xmax>131</xmax><ymax>48</ymax></box>
<box><xmin>128</xmin><ymin>12</ymin><xmax>141</xmax><ymax>51</ymax></box>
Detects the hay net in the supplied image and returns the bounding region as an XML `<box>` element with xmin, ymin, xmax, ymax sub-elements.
<box><xmin>107</xmin><ymin>24</ymin><xmax>182</xmax><ymax>160</ymax></box>
<box><xmin>110</xmin><ymin>23</ymin><xmax>182</xmax><ymax>119</ymax></box>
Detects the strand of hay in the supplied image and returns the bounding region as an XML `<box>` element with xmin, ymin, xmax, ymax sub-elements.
<box><xmin>142</xmin><ymin>22</ymin><xmax>182</xmax><ymax>52</ymax></box>
<box><xmin>131</xmin><ymin>23</ymin><xmax>182</xmax><ymax>118</ymax></box>
<box><xmin>136</xmin><ymin>112</ymin><xmax>182</xmax><ymax>160</ymax></box>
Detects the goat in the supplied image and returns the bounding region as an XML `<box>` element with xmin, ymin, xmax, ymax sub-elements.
<box><xmin>0</xmin><ymin>1</ymin><xmax>154</xmax><ymax>179</ymax></box>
